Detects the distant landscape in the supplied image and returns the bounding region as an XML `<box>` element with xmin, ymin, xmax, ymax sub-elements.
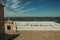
<box><xmin>4</xmin><ymin>17</ymin><xmax>60</xmax><ymax>23</ymax></box>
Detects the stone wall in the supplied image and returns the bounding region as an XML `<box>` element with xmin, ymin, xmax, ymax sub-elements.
<box><xmin>0</xmin><ymin>4</ymin><xmax>5</xmax><ymax>33</ymax></box>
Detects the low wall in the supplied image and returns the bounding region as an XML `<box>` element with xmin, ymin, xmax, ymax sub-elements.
<box><xmin>13</xmin><ymin>21</ymin><xmax>60</xmax><ymax>30</ymax></box>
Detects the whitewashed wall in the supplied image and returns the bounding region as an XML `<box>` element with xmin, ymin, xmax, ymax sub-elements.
<box><xmin>13</xmin><ymin>21</ymin><xmax>60</xmax><ymax>30</ymax></box>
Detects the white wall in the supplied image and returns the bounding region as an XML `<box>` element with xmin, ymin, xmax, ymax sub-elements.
<box><xmin>13</xmin><ymin>21</ymin><xmax>60</xmax><ymax>30</ymax></box>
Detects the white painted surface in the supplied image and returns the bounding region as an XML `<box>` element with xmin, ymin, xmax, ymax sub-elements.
<box><xmin>13</xmin><ymin>21</ymin><xmax>60</xmax><ymax>30</ymax></box>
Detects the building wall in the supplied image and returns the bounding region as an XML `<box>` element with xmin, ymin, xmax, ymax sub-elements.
<box><xmin>4</xmin><ymin>21</ymin><xmax>14</xmax><ymax>33</ymax></box>
<box><xmin>0</xmin><ymin>4</ymin><xmax>4</xmax><ymax>33</ymax></box>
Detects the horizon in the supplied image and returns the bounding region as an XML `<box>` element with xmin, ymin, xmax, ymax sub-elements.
<box><xmin>4</xmin><ymin>16</ymin><xmax>60</xmax><ymax>17</ymax></box>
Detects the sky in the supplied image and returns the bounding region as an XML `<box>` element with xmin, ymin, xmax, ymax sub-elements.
<box><xmin>2</xmin><ymin>0</ymin><xmax>60</xmax><ymax>17</ymax></box>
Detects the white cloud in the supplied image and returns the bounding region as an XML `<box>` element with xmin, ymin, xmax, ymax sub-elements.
<box><xmin>10</xmin><ymin>3</ymin><xmax>20</xmax><ymax>8</ymax></box>
<box><xmin>19</xmin><ymin>8</ymin><xmax>35</xmax><ymax>13</ymax></box>
<box><xmin>4</xmin><ymin>3</ymin><xmax>10</xmax><ymax>7</ymax></box>
<box><xmin>4</xmin><ymin>7</ymin><xmax>36</xmax><ymax>17</ymax></box>
<box><xmin>4</xmin><ymin>9</ymin><xmax>19</xmax><ymax>17</ymax></box>
<box><xmin>4</xmin><ymin>7</ymin><xmax>24</xmax><ymax>17</ymax></box>
<box><xmin>6</xmin><ymin>0</ymin><xmax>11</xmax><ymax>2</ymax></box>
<box><xmin>4</xmin><ymin>7</ymin><xmax>14</xmax><ymax>17</ymax></box>
<box><xmin>25</xmin><ymin>2</ymin><xmax>31</xmax><ymax>5</ymax></box>
<box><xmin>12</xmin><ymin>0</ymin><xmax>19</xmax><ymax>3</ymax></box>
<box><xmin>4</xmin><ymin>0</ymin><xmax>36</xmax><ymax>17</ymax></box>
<box><xmin>31</xmin><ymin>8</ymin><xmax>35</xmax><ymax>9</ymax></box>
<box><xmin>19</xmin><ymin>6</ymin><xmax>25</xmax><ymax>9</ymax></box>
<box><xmin>12</xmin><ymin>0</ymin><xmax>21</xmax><ymax>4</ymax></box>
<box><xmin>19</xmin><ymin>2</ymin><xmax>32</xmax><ymax>9</ymax></box>
<box><xmin>5</xmin><ymin>0</ymin><xmax>32</xmax><ymax>9</ymax></box>
<box><xmin>6</xmin><ymin>0</ymin><xmax>21</xmax><ymax>8</ymax></box>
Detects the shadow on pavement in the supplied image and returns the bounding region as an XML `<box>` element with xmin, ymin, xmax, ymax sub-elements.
<box><xmin>0</xmin><ymin>33</ymin><xmax>20</xmax><ymax>40</ymax></box>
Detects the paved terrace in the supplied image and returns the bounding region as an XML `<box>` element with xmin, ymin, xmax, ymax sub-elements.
<box><xmin>5</xmin><ymin>21</ymin><xmax>60</xmax><ymax>40</ymax></box>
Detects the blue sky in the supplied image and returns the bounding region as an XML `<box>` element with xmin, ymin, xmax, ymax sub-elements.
<box><xmin>2</xmin><ymin>0</ymin><xmax>60</xmax><ymax>17</ymax></box>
